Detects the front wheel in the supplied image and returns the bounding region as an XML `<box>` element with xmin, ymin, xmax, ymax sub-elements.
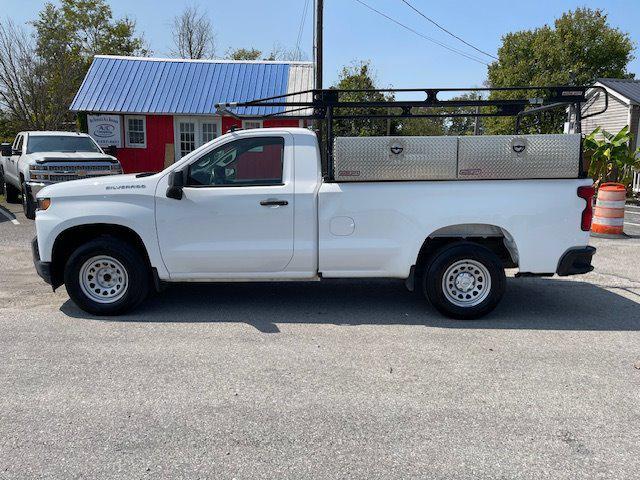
<box><xmin>423</xmin><ymin>242</ymin><xmax>506</xmax><ymax>320</ymax></box>
<box><xmin>21</xmin><ymin>182</ymin><xmax>36</xmax><ymax>219</ymax></box>
<box><xmin>64</xmin><ymin>236</ymin><xmax>150</xmax><ymax>316</ymax></box>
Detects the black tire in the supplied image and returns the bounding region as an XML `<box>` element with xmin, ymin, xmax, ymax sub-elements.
<box><xmin>21</xmin><ymin>182</ymin><xmax>36</xmax><ymax>220</ymax></box>
<box><xmin>0</xmin><ymin>168</ymin><xmax>5</xmax><ymax>195</ymax></box>
<box><xmin>64</xmin><ymin>236</ymin><xmax>150</xmax><ymax>316</ymax></box>
<box><xmin>422</xmin><ymin>242</ymin><xmax>506</xmax><ymax>320</ymax></box>
<box><xmin>4</xmin><ymin>179</ymin><xmax>19</xmax><ymax>203</ymax></box>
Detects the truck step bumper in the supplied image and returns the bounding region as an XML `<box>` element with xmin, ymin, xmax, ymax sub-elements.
<box><xmin>556</xmin><ymin>246</ymin><xmax>596</xmax><ymax>276</ymax></box>
<box><xmin>31</xmin><ymin>237</ymin><xmax>53</xmax><ymax>286</ymax></box>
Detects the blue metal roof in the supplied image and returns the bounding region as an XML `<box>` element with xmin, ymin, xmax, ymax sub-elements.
<box><xmin>70</xmin><ymin>56</ymin><xmax>307</xmax><ymax>115</ymax></box>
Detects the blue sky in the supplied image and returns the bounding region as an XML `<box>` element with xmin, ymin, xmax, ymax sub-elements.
<box><xmin>4</xmin><ymin>0</ymin><xmax>639</xmax><ymax>88</ymax></box>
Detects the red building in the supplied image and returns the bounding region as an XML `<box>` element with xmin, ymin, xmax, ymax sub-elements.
<box><xmin>71</xmin><ymin>55</ymin><xmax>313</xmax><ymax>173</ymax></box>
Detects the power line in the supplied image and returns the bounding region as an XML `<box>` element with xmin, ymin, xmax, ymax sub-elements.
<box><xmin>352</xmin><ymin>0</ymin><xmax>489</xmax><ymax>66</ymax></box>
<box><xmin>295</xmin><ymin>0</ymin><xmax>311</xmax><ymax>59</ymax></box>
<box><xmin>399</xmin><ymin>0</ymin><xmax>498</xmax><ymax>60</ymax></box>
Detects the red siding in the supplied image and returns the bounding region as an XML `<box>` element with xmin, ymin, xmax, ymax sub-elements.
<box><xmin>117</xmin><ymin>115</ymin><xmax>173</xmax><ymax>173</ymax></box>
<box><xmin>116</xmin><ymin>115</ymin><xmax>304</xmax><ymax>174</ymax></box>
<box><xmin>221</xmin><ymin>117</ymin><xmax>242</xmax><ymax>134</ymax></box>
<box><xmin>264</xmin><ymin>118</ymin><xmax>301</xmax><ymax>128</ymax></box>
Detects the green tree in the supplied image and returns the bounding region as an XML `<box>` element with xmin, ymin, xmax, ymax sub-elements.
<box><xmin>399</xmin><ymin>92</ymin><xmax>485</xmax><ymax>137</ymax></box>
<box><xmin>226</xmin><ymin>48</ymin><xmax>262</xmax><ymax>60</ymax></box>
<box><xmin>38</xmin><ymin>0</ymin><xmax>147</xmax><ymax>60</ymax></box>
<box><xmin>0</xmin><ymin>0</ymin><xmax>147</xmax><ymax>133</ymax></box>
<box><xmin>486</xmin><ymin>8</ymin><xmax>635</xmax><ymax>134</ymax></box>
<box><xmin>331</xmin><ymin>61</ymin><xmax>397</xmax><ymax>137</ymax></box>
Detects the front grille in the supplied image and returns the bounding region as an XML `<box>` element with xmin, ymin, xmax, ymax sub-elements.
<box><xmin>47</xmin><ymin>173</ymin><xmax>114</xmax><ymax>181</ymax></box>
<box><xmin>31</xmin><ymin>162</ymin><xmax>120</xmax><ymax>182</ymax></box>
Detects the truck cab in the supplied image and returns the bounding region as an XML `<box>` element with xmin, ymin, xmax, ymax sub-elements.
<box><xmin>0</xmin><ymin>131</ymin><xmax>121</xmax><ymax>219</ymax></box>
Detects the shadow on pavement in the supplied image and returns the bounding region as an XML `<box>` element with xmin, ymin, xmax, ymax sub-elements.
<box><xmin>60</xmin><ymin>277</ymin><xmax>640</xmax><ymax>333</ymax></box>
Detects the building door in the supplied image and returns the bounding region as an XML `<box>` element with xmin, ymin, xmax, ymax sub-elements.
<box><xmin>174</xmin><ymin>116</ymin><xmax>222</xmax><ymax>160</ymax></box>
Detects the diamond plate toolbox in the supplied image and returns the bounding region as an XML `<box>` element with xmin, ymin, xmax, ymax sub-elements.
<box><xmin>333</xmin><ymin>136</ymin><xmax>458</xmax><ymax>181</ymax></box>
<box><xmin>457</xmin><ymin>134</ymin><xmax>581</xmax><ymax>180</ymax></box>
<box><xmin>333</xmin><ymin>134</ymin><xmax>581</xmax><ymax>181</ymax></box>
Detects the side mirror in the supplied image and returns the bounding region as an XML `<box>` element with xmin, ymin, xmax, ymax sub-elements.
<box><xmin>166</xmin><ymin>169</ymin><xmax>185</xmax><ymax>200</ymax></box>
<box><xmin>0</xmin><ymin>143</ymin><xmax>11</xmax><ymax>157</ymax></box>
<box><xmin>11</xmin><ymin>148</ymin><xmax>22</xmax><ymax>156</ymax></box>
<box><xmin>103</xmin><ymin>145</ymin><xmax>118</xmax><ymax>157</ymax></box>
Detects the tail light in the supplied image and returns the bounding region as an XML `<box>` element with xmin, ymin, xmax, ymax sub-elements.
<box><xmin>577</xmin><ymin>186</ymin><xmax>595</xmax><ymax>231</ymax></box>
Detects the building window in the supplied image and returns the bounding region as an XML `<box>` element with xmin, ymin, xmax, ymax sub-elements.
<box><xmin>179</xmin><ymin>121</ymin><xmax>196</xmax><ymax>158</ymax></box>
<box><xmin>202</xmin><ymin>122</ymin><xmax>218</xmax><ymax>144</ymax></box>
<box><xmin>125</xmin><ymin>115</ymin><xmax>146</xmax><ymax>148</ymax></box>
<box><xmin>242</xmin><ymin>120</ymin><xmax>263</xmax><ymax>130</ymax></box>
<box><xmin>174</xmin><ymin>116</ymin><xmax>222</xmax><ymax>160</ymax></box>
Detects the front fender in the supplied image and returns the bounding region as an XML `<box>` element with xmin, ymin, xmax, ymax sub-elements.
<box><xmin>35</xmin><ymin>195</ymin><xmax>168</xmax><ymax>280</ymax></box>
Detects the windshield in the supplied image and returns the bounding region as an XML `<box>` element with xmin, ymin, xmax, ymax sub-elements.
<box><xmin>26</xmin><ymin>135</ymin><xmax>102</xmax><ymax>154</ymax></box>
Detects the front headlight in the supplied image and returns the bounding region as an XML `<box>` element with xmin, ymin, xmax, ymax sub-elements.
<box><xmin>29</xmin><ymin>164</ymin><xmax>47</xmax><ymax>181</ymax></box>
<box><xmin>37</xmin><ymin>198</ymin><xmax>51</xmax><ymax>211</ymax></box>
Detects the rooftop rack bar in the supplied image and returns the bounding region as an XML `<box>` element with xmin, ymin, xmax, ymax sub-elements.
<box><xmin>215</xmin><ymin>85</ymin><xmax>607</xmax><ymax>181</ymax></box>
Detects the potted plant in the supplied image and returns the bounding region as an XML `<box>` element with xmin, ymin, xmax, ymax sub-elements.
<box><xmin>583</xmin><ymin>126</ymin><xmax>640</xmax><ymax>192</ymax></box>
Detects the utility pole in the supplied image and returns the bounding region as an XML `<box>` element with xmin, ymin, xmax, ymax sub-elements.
<box><xmin>314</xmin><ymin>0</ymin><xmax>323</xmax><ymax>91</ymax></box>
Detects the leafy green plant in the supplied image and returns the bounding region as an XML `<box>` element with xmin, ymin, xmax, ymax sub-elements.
<box><xmin>584</xmin><ymin>126</ymin><xmax>640</xmax><ymax>190</ymax></box>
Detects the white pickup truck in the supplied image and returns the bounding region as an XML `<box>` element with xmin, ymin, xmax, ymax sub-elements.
<box><xmin>32</xmin><ymin>127</ymin><xmax>596</xmax><ymax>319</ymax></box>
<box><xmin>0</xmin><ymin>131</ymin><xmax>121</xmax><ymax>219</ymax></box>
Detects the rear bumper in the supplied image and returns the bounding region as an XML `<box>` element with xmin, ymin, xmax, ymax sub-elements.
<box><xmin>556</xmin><ymin>246</ymin><xmax>596</xmax><ymax>276</ymax></box>
<box><xmin>31</xmin><ymin>237</ymin><xmax>52</xmax><ymax>285</ymax></box>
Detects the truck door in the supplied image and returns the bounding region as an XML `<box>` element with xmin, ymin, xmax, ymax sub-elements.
<box><xmin>7</xmin><ymin>134</ymin><xmax>23</xmax><ymax>184</ymax></box>
<box><xmin>155</xmin><ymin>133</ymin><xmax>295</xmax><ymax>277</ymax></box>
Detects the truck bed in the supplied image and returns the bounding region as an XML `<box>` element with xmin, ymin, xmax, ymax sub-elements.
<box><xmin>318</xmin><ymin>178</ymin><xmax>592</xmax><ymax>277</ymax></box>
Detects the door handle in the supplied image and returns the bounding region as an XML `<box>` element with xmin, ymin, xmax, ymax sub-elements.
<box><xmin>260</xmin><ymin>199</ymin><xmax>288</xmax><ymax>207</ymax></box>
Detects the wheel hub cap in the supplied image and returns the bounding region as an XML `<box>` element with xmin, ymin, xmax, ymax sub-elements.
<box><xmin>442</xmin><ymin>259</ymin><xmax>492</xmax><ymax>308</ymax></box>
<box><xmin>79</xmin><ymin>256</ymin><xmax>128</xmax><ymax>304</ymax></box>
<box><xmin>455</xmin><ymin>272</ymin><xmax>475</xmax><ymax>292</ymax></box>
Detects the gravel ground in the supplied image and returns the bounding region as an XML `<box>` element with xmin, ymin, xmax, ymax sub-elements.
<box><xmin>1</xmin><ymin>199</ymin><xmax>639</xmax><ymax>479</ymax></box>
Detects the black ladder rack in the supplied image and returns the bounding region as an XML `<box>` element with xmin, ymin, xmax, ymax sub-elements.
<box><xmin>215</xmin><ymin>85</ymin><xmax>607</xmax><ymax>181</ymax></box>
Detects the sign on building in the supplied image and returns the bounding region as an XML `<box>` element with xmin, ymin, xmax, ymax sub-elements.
<box><xmin>88</xmin><ymin>114</ymin><xmax>122</xmax><ymax>148</ymax></box>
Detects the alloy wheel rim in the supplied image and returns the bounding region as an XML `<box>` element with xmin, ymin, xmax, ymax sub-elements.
<box><xmin>79</xmin><ymin>256</ymin><xmax>129</xmax><ymax>304</ymax></box>
<box><xmin>441</xmin><ymin>259</ymin><xmax>491</xmax><ymax>308</ymax></box>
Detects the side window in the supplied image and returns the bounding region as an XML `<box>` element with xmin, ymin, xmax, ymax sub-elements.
<box><xmin>14</xmin><ymin>135</ymin><xmax>23</xmax><ymax>152</ymax></box>
<box><xmin>187</xmin><ymin>137</ymin><xmax>284</xmax><ymax>187</ymax></box>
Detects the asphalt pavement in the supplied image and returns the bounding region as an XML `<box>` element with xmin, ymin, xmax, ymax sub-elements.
<box><xmin>624</xmin><ymin>203</ymin><xmax>640</xmax><ymax>236</ymax></box>
<box><xmin>1</xmin><ymin>198</ymin><xmax>639</xmax><ymax>479</ymax></box>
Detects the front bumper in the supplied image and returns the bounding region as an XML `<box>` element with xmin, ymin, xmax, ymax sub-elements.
<box><xmin>31</xmin><ymin>237</ymin><xmax>53</xmax><ymax>285</ymax></box>
<box><xmin>556</xmin><ymin>246</ymin><xmax>596</xmax><ymax>276</ymax></box>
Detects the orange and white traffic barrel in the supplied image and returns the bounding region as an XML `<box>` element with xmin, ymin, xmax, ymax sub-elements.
<box><xmin>591</xmin><ymin>183</ymin><xmax>626</xmax><ymax>235</ymax></box>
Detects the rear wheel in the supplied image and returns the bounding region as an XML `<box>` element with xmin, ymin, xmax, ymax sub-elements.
<box><xmin>21</xmin><ymin>182</ymin><xmax>36</xmax><ymax>219</ymax></box>
<box><xmin>422</xmin><ymin>242</ymin><xmax>506</xmax><ymax>320</ymax></box>
<box><xmin>64</xmin><ymin>236</ymin><xmax>150</xmax><ymax>316</ymax></box>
